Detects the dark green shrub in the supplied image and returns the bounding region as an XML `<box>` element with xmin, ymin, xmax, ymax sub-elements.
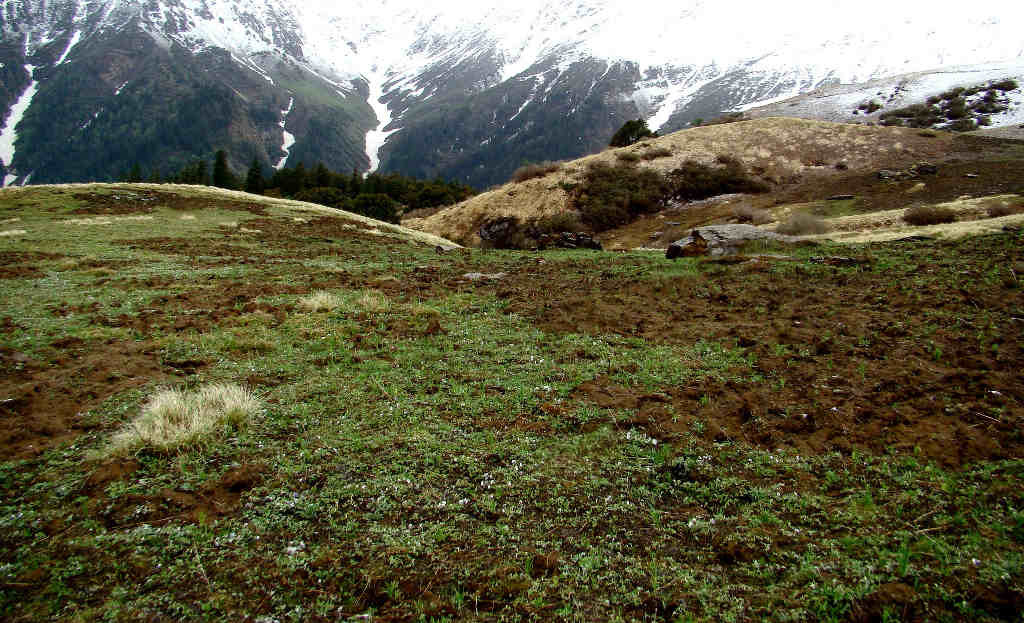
<box><xmin>295</xmin><ymin>186</ymin><xmax>349</xmax><ymax>208</ymax></box>
<box><xmin>990</xmin><ymin>79</ymin><xmax>1019</xmax><ymax>92</ymax></box>
<box><xmin>858</xmin><ymin>101</ymin><xmax>882</xmax><ymax>114</ymax></box>
<box><xmin>942</xmin><ymin>97</ymin><xmax>969</xmax><ymax>119</ymax></box>
<box><xmin>946</xmin><ymin>118</ymin><xmax>978</xmax><ymax>132</ymax></box>
<box><xmin>904</xmin><ymin>204</ymin><xmax>957</xmax><ymax>225</ymax></box>
<box><xmin>478</xmin><ymin>216</ymin><xmax>531</xmax><ymax>249</ymax></box>
<box><xmin>572</xmin><ymin>162</ymin><xmax>671</xmax><ymax>231</ymax></box>
<box><xmin>941</xmin><ymin>87</ymin><xmax>966</xmax><ymax>100</ymax></box>
<box><xmin>347</xmin><ymin>193</ymin><xmax>402</xmax><ymax>224</ymax></box>
<box><xmin>668</xmin><ymin>156</ymin><xmax>770</xmax><ymax>201</ymax></box>
<box><xmin>610</xmin><ymin>119</ymin><xmax>657</xmax><ymax>148</ymax></box>
<box><xmin>512</xmin><ymin>161</ymin><xmax>562</xmax><ymax>183</ymax></box>
<box><xmin>530</xmin><ymin>211</ymin><xmax>586</xmax><ymax>236</ymax></box>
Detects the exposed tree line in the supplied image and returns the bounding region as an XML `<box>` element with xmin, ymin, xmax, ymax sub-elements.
<box><xmin>122</xmin><ymin>150</ymin><xmax>476</xmax><ymax>224</ymax></box>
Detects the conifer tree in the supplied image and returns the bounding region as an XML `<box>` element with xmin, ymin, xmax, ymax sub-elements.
<box><xmin>213</xmin><ymin>150</ymin><xmax>234</xmax><ymax>189</ymax></box>
<box><xmin>314</xmin><ymin>162</ymin><xmax>331</xmax><ymax>187</ymax></box>
<box><xmin>197</xmin><ymin>160</ymin><xmax>210</xmax><ymax>186</ymax></box>
<box><xmin>245</xmin><ymin>157</ymin><xmax>265</xmax><ymax>195</ymax></box>
<box><xmin>609</xmin><ymin>119</ymin><xmax>657</xmax><ymax>147</ymax></box>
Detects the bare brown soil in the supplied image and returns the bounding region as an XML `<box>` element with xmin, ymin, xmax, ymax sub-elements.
<box><xmin>0</xmin><ymin>251</ymin><xmax>63</xmax><ymax>280</ymax></box>
<box><xmin>71</xmin><ymin>191</ymin><xmax>270</xmax><ymax>216</ymax></box>
<box><xmin>471</xmin><ymin>242</ymin><xmax>1024</xmax><ymax>467</ymax></box>
<box><xmin>0</xmin><ymin>340</ymin><xmax>167</xmax><ymax>459</ymax></box>
<box><xmin>90</xmin><ymin>463</ymin><xmax>264</xmax><ymax>527</ymax></box>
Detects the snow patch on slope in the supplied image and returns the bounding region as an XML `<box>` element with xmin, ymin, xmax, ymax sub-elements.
<box><xmin>365</xmin><ymin>76</ymin><xmax>399</xmax><ymax>174</ymax></box>
<box><xmin>743</xmin><ymin>60</ymin><xmax>1024</xmax><ymax>129</ymax></box>
<box><xmin>56</xmin><ymin>31</ymin><xmax>82</xmax><ymax>64</ymax></box>
<box><xmin>0</xmin><ymin>66</ymin><xmax>39</xmax><ymax>186</ymax></box>
<box><xmin>275</xmin><ymin>98</ymin><xmax>295</xmax><ymax>170</ymax></box>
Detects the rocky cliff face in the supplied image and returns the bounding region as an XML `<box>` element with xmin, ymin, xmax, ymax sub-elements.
<box><xmin>1</xmin><ymin>1</ymin><xmax>1021</xmax><ymax>187</ymax></box>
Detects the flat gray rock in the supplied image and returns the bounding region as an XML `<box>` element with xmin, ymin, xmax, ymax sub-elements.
<box><xmin>666</xmin><ymin>225</ymin><xmax>803</xmax><ymax>259</ymax></box>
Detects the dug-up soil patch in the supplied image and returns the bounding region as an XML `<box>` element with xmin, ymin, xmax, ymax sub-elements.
<box><xmin>91</xmin><ymin>463</ymin><xmax>264</xmax><ymax>527</ymax></box>
<box><xmin>0</xmin><ymin>340</ymin><xmax>167</xmax><ymax>460</ymax></box>
<box><xmin>71</xmin><ymin>190</ymin><xmax>270</xmax><ymax>216</ymax></box>
<box><xmin>485</xmin><ymin>243</ymin><xmax>1023</xmax><ymax>467</ymax></box>
<box><xmin>0</xmin><ymin>251</ymin><xmax>63</xmax><ymax>279</ymax></box>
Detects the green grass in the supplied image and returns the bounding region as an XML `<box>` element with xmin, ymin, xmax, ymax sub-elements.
<box><xmin>1</xmin><ymin>185</ymin><xmax>1022</xmax><ymax>622</ymax></box>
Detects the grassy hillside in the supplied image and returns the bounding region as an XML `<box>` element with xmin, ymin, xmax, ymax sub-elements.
<box><xmin>406</xmin><ymin>118</ymin><xmax>1024</xmax><ymax>249</ymax></box>
<box><xmin>1</xmin><ymin>184</ymin><xmax>1023</xmax><ymax>622</ymax></box>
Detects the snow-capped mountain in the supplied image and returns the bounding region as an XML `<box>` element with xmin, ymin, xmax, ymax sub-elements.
<box><xmin>1</xmin><ymin>0</ymin><xmax>1022</xmax><ymax>187</ymax></box>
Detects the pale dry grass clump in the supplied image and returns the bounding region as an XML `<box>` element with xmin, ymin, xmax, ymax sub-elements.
<box><xmin>356</xmin><ymin>290</ymin><xmax>392</xmax><ymax>314</ymax></box>
<box><xmin>64</xmin><ymin>215</ymin><xmax>155</xmax><ymax>226</ymax></box>
<box><xmin>298</xmin><ymin>289</ymin><xmax>392</xmax><ymax>314</ymax></box>
<box><xmin>776</xmin><ymin>212</ymin><xmax>830</xmax><ymax>235</ymax></box>
<box><xmin>298</xmin><ymin>291</ymin><xmax>343</xmax><ymax>312</ymax></box>
<box><xmin>0</xmin><ymin>217</ymin><xmax>21</xmax><ymax>224</ymax></box>
<box><xmin>105</xmin><ymin>383</ymin><xmax>260</xmax><ymax>456</ymax></box>
<box><xmin>0</xmin><ymin>229</ymin><xmax>27</xmax><ymax>237</ymax></box>
<box><xmin>180</xmin><ymin>214</ymin><xmax>197</xmax><ymax>221</ymax></box>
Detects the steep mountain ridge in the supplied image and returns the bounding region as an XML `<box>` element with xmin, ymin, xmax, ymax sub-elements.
<box><xmin>1</xmin><ymin>0</ymin><xmax>1022</xmax><ymax>187</ymax></box>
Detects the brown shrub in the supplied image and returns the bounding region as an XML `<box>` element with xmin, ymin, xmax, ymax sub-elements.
<box><xmin>733</xmin><ymin>205</ymin><xmax>774</xmax><ymax>225</ymax></box>
<box><xmin>985</xmin><ymin>198</ymin><xmax>1024</xmax><ymax>218</ymax></box>
<box><xmin>641</xmin><ymin>147</ymin><xmax>673</xmax><ymax>161</ymax></box>
<box><xmin>616</xmin><ymin>151</ymin><xmax>641</xmax><ymax>163</ymax></box>
<box><xmin>512</xmin><ymin>162</ymin><xmax>562</xmax><ymax>183</ymax></box>
<box><xmin>904</xmin><ymin>204</ymin><xmax>957</xmax><ymax>226</ymax></box>
<box><xmin>776</xmin><ymin>212</ymin><xmax>829</xmax><ymax>235</ymax></box>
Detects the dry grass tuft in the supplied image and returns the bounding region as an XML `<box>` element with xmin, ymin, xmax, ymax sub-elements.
<box><xmin>776</xmin><ymin>212</ymin><xmax>829</xmax><ymax>235</ymax></box>
<box><xmin>298</xmin><ymin>291</ymin><xmax>343</xmax><ymax>312</ymax></box>
<box><xmin>904</xmin><ymin>204</ymin><xmax>957</xmax><ymax>226</ymax></box>
<box><xmin>356</xmin><ymin>290</ymin><xmax>392</xmax><ymax>314</ymax></box>
<box><xmin>511</xmin><ymin>162</ymin><xmax>562</xmax><ymax>183</ymax></box>
<box><xmin>105</xmin><ymin>383</ymin><xmax>260</xmax><ymax>456</ymax></box>
<box><xmin>64</xmin><ymin>215</ymin><xmax>155</xmax><ymax>226</ymax></box>
<box><xmin>0</xmin><ymin>229</ymin><xmax>27</xmax><ymax>237</ymax></box>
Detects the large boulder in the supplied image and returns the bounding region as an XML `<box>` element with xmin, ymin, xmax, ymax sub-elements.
<box><xmin>666</xmin><ymin>225</ymin><xmax>803</xmax><ymax>259</ymax></box>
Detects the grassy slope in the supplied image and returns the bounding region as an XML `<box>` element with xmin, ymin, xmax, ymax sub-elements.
<box><xmin>1</xmin><ymin>184</ymin><xmax>1022</xmax><ymax>622</ymax></box>
<box><xmin>405</xmin><ymin>118</ymin><xmax>956</xmax><ymax>246</ymax></box>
